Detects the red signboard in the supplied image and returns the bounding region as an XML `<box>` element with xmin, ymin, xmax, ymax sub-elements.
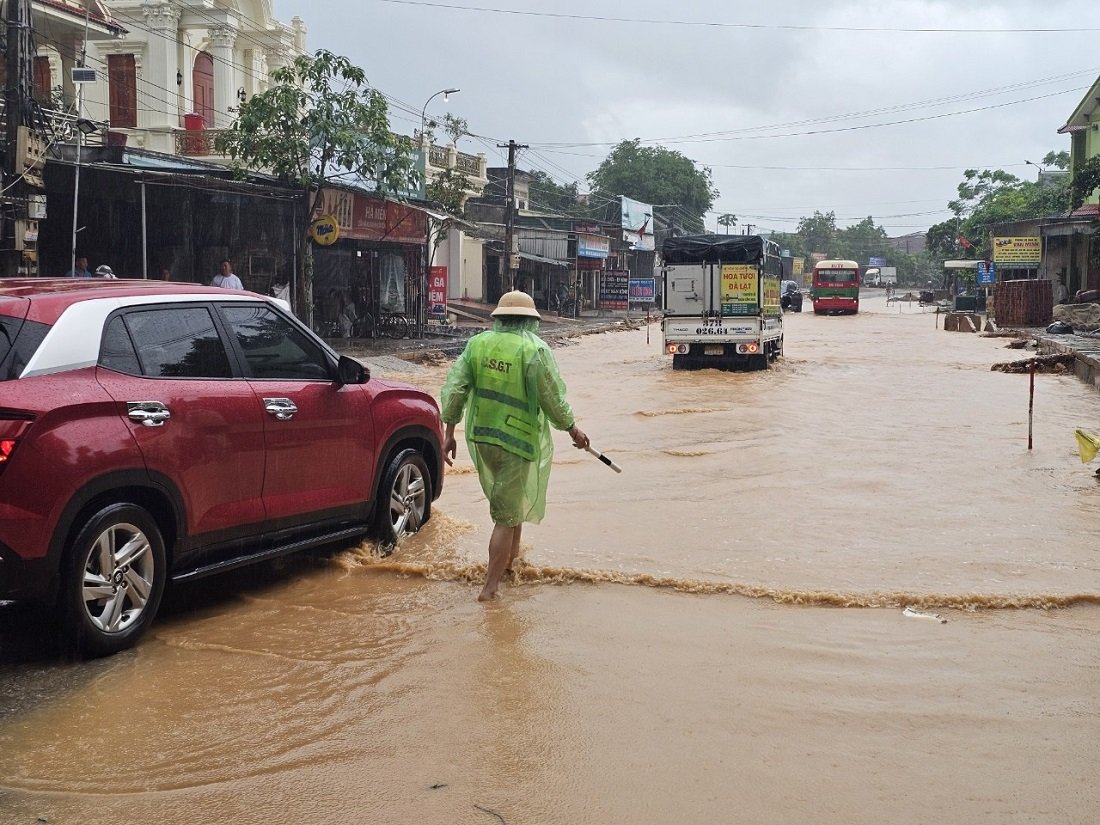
<box><xmin>311</xmin><ymin>187</ymin><xmax>428</xmax><ymax>245</ymax></box>
<box><xmin>429</xmin><ymin>266</ymin><xmax>447</xmax><ymax>316</ymax></box>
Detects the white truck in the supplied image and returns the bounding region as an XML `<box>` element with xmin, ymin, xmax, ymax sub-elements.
<box><xmin>660</xmin><ymin>235</ymin><xmax>784</xmax><ymax>370</ymax></box>
<box><xmin>863</xmin><ymin>266</ymin><xmax>897</xmax><ymax>288</ymax></box>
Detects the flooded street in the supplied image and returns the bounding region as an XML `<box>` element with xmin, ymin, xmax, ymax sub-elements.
<box><xmin>3</xmin><ymin>294</ymin><xmax>1100</xmax><ymax>824</ymax></box>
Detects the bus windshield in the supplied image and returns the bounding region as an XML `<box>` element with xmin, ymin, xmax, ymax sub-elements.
<box><xmin>815</xmin><ymin>268</ymin><xmax>858</xmax><ymax>283</ymax></box>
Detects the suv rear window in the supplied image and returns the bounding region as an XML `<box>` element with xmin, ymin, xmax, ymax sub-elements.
<box><xmin>0</xmin><ymin>314</ymin><xmax>50</xmax><ymax>381</ymax></box>
<box><xmin>118</xmin><ymin>307</ymin><xmax>233</xmax><ymax>378</ymax></box>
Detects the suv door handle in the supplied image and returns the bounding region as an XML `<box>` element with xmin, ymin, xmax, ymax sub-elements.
<box><xmin>127</xmin><ymin>401</ymin><xmax>171</xmax><ymax>427</ymax></box>
<box><xmin>263</xmin><ymin>397</ymin><xmax>298</xmax><ymax>421</ymax></box>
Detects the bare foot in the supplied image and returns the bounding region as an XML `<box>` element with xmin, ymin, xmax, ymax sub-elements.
<box><xmin>477</xmin><ymin>588</ymin><xmax>498</xmax><ymax>602</ymax></box>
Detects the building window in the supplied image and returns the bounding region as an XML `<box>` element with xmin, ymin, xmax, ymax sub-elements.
<box><xmin>107</xmin><ymin>54</ymin><xmax>137</xmax><ymax>128</ymax></box>
<box><xmin>33</xmin><ymin>56</ymin><xmax>52</xmax><ymax>105</ymax></box>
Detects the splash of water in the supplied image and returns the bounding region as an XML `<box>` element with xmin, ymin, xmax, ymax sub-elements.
<box><xmin>352</xmin><ymin>557</ymin><xmax>1100</xmax><ymax>611</ymax></box>
<box><xmin>637</xmin><ymin>407</ymin><xmax>730</xmax><ymax>417</ymax></box>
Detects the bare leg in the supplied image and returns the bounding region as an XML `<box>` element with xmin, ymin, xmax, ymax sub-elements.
<box><xmin>505</xmin><ymin>525</ymin><xmax>523</xmax><ymax>575</ymax></box>
<box><xmin>479</xmin><ymin>524</ymin><xmax>517</xmax><ymax>602</ymax></box>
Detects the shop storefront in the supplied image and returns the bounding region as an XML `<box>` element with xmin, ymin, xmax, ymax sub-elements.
<box><xmin>310</xmin><ymin>187</ymin><xmax>428</xmax><ymax>337</ymax></box>
<box><xmin>575</xmin><ymin>225</ymin><xmax>610</xmax><ymax>312</ymax></box>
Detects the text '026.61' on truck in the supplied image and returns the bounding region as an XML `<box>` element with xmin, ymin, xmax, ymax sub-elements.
<box><xmin>659</xmin><ymin>235</ymin><xmax>784</xmax><ymax>371</ymax></box>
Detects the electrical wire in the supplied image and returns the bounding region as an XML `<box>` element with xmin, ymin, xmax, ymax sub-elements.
<box><xmin>374</xmin><ymin>1</ymin><xmax>1100</xmax><ymax>33</ymax></box>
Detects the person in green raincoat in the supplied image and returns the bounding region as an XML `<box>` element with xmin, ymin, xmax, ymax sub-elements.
<box><xmin>441</xmin><ymin>290</ymin><xmax>589</xmax><ymax>601</ymax></box>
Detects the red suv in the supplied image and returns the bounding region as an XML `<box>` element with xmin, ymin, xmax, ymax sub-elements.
<box><xmin>0</xmin><ymin>279</ymin><xmax>444</xmax><ymax>656</ymax></box>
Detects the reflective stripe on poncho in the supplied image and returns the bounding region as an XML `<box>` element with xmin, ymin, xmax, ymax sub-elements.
<box><xmin>440</xmin><ymin>318</ymin><xmax>576</xmax><ymax>525</ymax></box>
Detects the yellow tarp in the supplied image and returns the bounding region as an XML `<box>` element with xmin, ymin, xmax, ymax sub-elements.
<box><xmin>1074</xmin><ymin>429</ymin><xmax>1100</xmax><ymax>464</ymax></box>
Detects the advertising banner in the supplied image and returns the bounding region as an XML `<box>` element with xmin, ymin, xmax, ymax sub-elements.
<box><xmin>628</xmin><ymin>277</ymin><xmax>656</xmax><ymax>303</ymax></box>
<box><xmin>429</xmin><ymin>266</ymin><xmax>448</xmax><ymax>316</ymax></box>
<box><xmin>621</xmin><ymin>196</ymin><xmax>655</xmax><ymax>251</ymax></box>
<box><xmin>869</xmin><ymin>256</ymin><xmax>887</xmax><ymax>267</ymax></box>
<box><xmin>577</xmin><ymin>233</ymin><xmax>610</xmax><ymax>258</ymax></box>
<box><xmin>353</xmin><ymin>198</ymin><xmax>428</xmax><ymax>244</ymax></box>
<box><xmin>976</xmin><ymin>261</ymin><xmax>996</xmax><ymax>286</ymax></box>
<box><xmin>992</xmin><ymin>236</ymin><xmax>1041</xmax><ymax>265</ymax></box>
<box><xmin>312</xmin><ymin>189</ymin><xmax>427</xmax><ymax>244</ymax></box>
<box><xmin>599</xmin><ymin>270</ymin><xmax>629</xmax><ymax>310</ymax></box>
<box><xmin>721</xmin><ymin>264</ymin><xmax>758</xmax><ymax>316</ymax></box>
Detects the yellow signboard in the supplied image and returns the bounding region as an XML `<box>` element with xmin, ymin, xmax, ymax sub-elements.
<box><xmin>762</xmin><ymin>276</ymin><xmax>782</xmax><ymax>317</ymax></box>
<box><xmin>309</xmin><ymin>215</ymin><xmax>341</xmax><ymax>246</ymax></box>
<box><xmin>992</xmin><ymin>236</ymin><xmax>1041</xmax><ymax>265</ymax></box>
<box><xmin>721</xmin><ymin>264</ymin><xmax>758</xmax><ymax>315</ymax></box>
<box><xmin>792</xmin><ymin>257</ymin><xmax>804</xmax><ymax>276</ymax></box>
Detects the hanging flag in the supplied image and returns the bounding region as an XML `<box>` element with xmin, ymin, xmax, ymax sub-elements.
<box><xmin>958</xmin><ymin>235</ymin><xmax>973</xmax><ymax>249</ymax></box>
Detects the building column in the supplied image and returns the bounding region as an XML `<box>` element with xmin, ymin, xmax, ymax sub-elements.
<box><xmin>208</xmin><ymin>25</ymin><xmax>237</xmax><ymax>129</ymax></box>
<box><xmin>58</xmin><ymin>37</ymin><xmax>82</xmax><ymax>111</ymax></box>
<box><xmin>266</xmin><ymin>47</ymin><xmax>292</xmax><ymax>79</ymax></box>
<box><xmin>141</xmin><ymin>1</ymin><xmax>182</xmax><ymax>128</ymax></box>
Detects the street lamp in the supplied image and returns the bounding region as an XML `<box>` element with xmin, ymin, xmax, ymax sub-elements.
<box><xmin>420</xmin><ymin>87</ymin><xmax>460</xmax><ymax>146</ymax></box>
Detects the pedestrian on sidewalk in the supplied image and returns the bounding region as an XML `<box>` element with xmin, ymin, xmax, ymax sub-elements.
<box><xmin>212</xmin><ymin>260</ymin><xmax>243</xmax><ymax>289</ymax></box>
<box><xmin>440</xmin><ymin>289</ymin><xmax>589</xmax><ymax>602</ymax></box>
<box><xmin>65</xmin><ymin>255</ymin><xmax>91</xmax><ymax>278</ymax></box>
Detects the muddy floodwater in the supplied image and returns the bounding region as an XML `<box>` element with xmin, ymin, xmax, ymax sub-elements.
<box><xmin>3</xmin><ymin>294</ymin><xmax>1100</xmax><ymax>824</ymax></box>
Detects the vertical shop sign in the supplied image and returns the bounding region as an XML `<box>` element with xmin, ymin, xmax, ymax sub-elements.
<box><xmin>429</xmin><ymin>266</ymin><xmax>448</xmax><ymax>316</ymax></box>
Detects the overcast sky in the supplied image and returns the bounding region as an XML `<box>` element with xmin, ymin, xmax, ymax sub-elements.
<box><xmin>272</xmin><ymin>0</ymin><xmax>1097</xmax><ymax>237</ymax></box>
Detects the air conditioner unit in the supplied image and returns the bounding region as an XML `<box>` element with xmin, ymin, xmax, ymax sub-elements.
<box><xmin>71</xmin><ymin>67</ymin><xmax>97</xmax><ymax>84</ymax></box>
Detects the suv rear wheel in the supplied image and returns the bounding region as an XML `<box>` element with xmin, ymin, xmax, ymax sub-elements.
<box><xmin>374</xmin><ymin>448</ymin><xmax>431</xmax><ymax>547</ymax></box>
<box><xmin>61</xmin><ymin>503</ymin><xmax>167</xmax><ymax>658</ymax></box>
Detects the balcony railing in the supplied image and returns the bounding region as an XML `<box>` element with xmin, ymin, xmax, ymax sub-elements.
<box><xmin>455</xmin><ymin>151</ymin><xmax>481</xmax><ymax>176</ymax></box>
<box><xmin>174</xmin><ymin>129</ymin><xmax>229</xmax><ymax>157</ymax></box>
<box><xmin>427</xmin><ymin>143</ymin><xmax>485</xmax><ymax>179</ymax></box>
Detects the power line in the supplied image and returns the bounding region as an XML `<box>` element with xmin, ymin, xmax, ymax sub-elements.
<box><xmin>530</xmin><ymin>87</ymin><xmax>1086</xmax><ymax>148</ymax></box>
<box><xmin>375</xmin><ymin>1</ymin><xmax>1100</xmax><ymax>33</ymax></box>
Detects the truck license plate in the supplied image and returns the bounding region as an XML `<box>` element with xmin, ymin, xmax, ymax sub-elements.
<box><xmin>704</xmin><ymin>345</ymin><xmax>724</xmax><ymax>355</ymax></box>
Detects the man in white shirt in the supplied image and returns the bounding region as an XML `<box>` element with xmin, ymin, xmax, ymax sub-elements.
<box><xmin>212</xmin><ymin>260</ymin><xmax>243</xmax><ymax>289</ymax></box>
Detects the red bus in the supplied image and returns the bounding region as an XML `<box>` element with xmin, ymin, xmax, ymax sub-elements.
<box><xmin>811</xmin><ymin>259</ymin><xmax>861</xmax><ymax>315</ymax></box>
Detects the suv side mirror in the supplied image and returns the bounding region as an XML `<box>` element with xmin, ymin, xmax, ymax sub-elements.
<box><xmin>336</xmin><ymin>355</ymin><xmax>369</xmax><ymax>385</ymax></box>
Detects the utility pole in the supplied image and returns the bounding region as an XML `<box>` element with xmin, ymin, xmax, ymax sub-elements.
<box><xmin>498</xmin><ymin>139</ymin><xmax>527</xmax><ymax>295</ymax></box>
<box><xmin>4</xmin><ymin>0</ymin><xmax>35</xmax><ymax>276</ymax></box>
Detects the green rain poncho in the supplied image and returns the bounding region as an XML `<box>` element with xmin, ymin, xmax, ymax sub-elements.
<box><xmin>440</xmin><ymin>317</ymin><xmax>576</xmax><ymax>526</ymax></box>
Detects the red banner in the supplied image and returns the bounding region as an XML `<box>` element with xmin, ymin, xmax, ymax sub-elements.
<box><xmin>312</xmin><ymin>188</ymin><xmax>428</xmax><ymax>245</ymax></box>
<box><xmin>429</xmin><ymin>266</ymin><xmax>447</xmax><ymax>316</ymax></box>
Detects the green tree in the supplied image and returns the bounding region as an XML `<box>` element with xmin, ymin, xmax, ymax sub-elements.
<box><xmin>425</xmin><ymin>166</ymin><xmax>473</xmax><ymax>267</ymax></box>
<box><xmin>527</xmin><ymin>170</ymin><xmax>582</xmax><ymax>216</ymax></box>
<box><xmin>717</xmin><ymin>213</ymin><xmax>737</xmax><ymax>234</ymax></box>
<box><xmin>215</xmin><ymin>50</ymin><xmax>418</xmax><ymax>323</ymax></box>
<box><xmin>835</xmin><ymin>216</ymin><xmax>888</xmax><ymax>263</ymax></box>
<box><xmin>795</xmin><ymin>210</ymin><xmax>838</xmax><ymax>256</ymax></box>
<box><xmin>925</xmin><ymin>219</ymin><xmax>960</xmax><ymax>262</ymax></box>
<box><xmin>1071</xmin><ymin>155</ymin><xmax>1100</xmax><ymax>209</ymax></box>
<box><xmin>944</xmin><ymin>159</ymin><xmax>1070</xmax><ymax>259</ymax></box>
<box><xmin>586</xmin><ymin>139</ymin><xmax>718</xmax><ymax>225</ymax></box>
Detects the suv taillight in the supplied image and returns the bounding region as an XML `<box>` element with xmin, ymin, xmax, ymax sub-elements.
<box><xmin>0</xmin><ymin>415</ymin><xmax>32</xmax><ymax>471</ymax></box>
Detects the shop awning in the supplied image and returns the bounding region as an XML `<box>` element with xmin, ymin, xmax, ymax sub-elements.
<box><xmin>519</xmin><ymin>251</ymin><xmax>570</xmax><ymax>267</ymax></box>
<box><xmin>422</xmin><ymin>207</ymin><xmax>477</xmax><ymax>231</ymax></box>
